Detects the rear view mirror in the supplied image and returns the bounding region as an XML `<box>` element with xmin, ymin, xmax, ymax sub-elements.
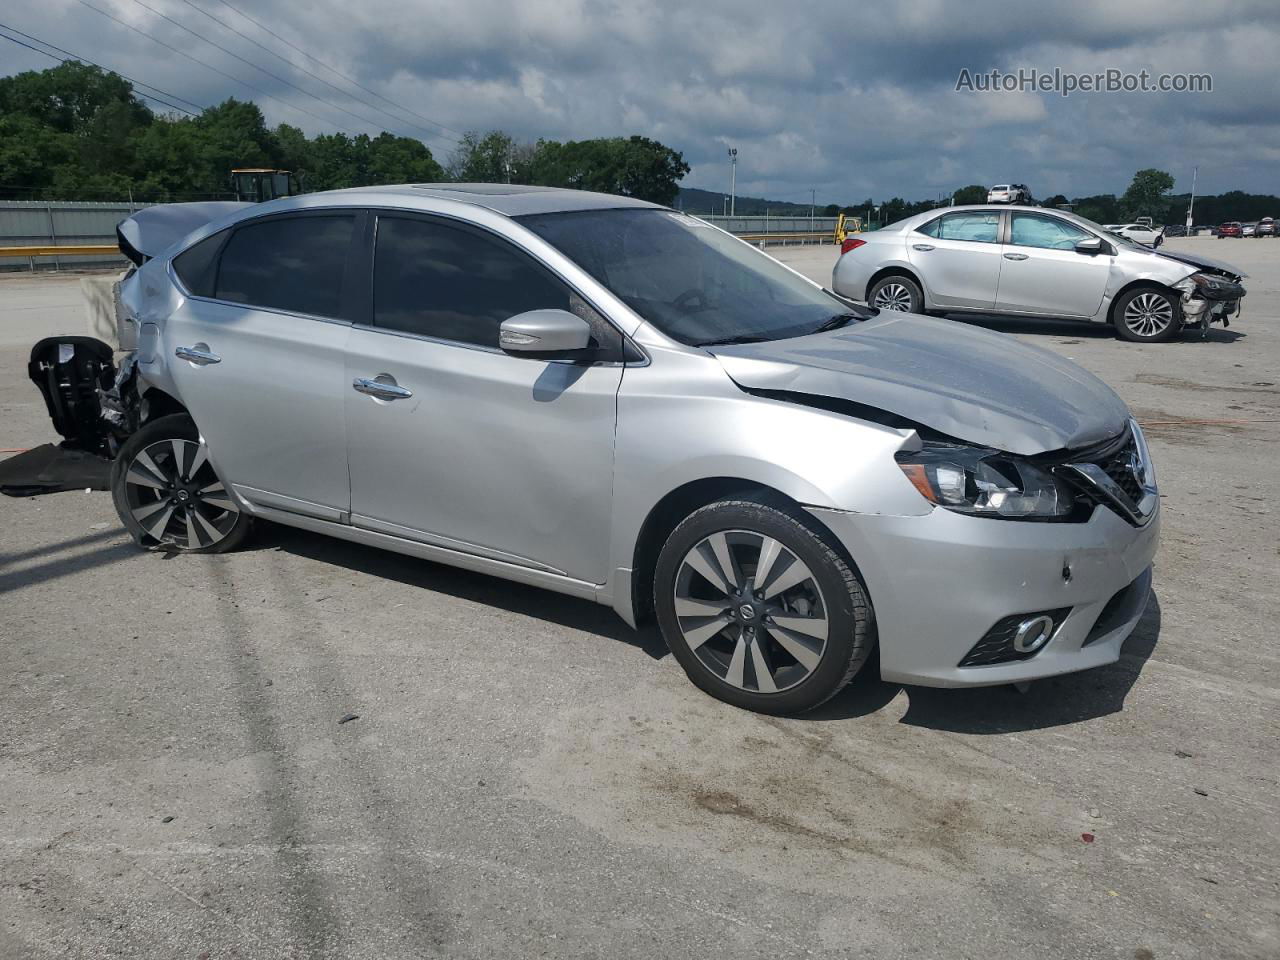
<box><xmin>499</xmin><ymin>309</ymin><xmax>593</xmax><ymax>359</ymax></box>
<box><xmin>1075</xmin><ymin>237</ymin><xmax>1104</xmax><ymax>255</ymax></box>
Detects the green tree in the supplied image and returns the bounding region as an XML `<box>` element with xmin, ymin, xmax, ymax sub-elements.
<box><xmin>1073</xmin><ymin>194</ymin><xmax>1121</xmax><ymax>224</ymax></box>
<box><xmin>952</xmin><ymin>184</ymin><xmax>987</xmax><ymax>205</ymax></box>
<box><xmin>366</xmin><ymin>133</ymin><xmax>444</xmax><ymax>184</ymax></box>
<box><xmin>1121</xmin><ymin>168</ymin><xmax>1175</xmax><ymax>220</ymax></box>
<box><xmin>530</xmin><ymin>135</ymin><xmax>689</xmax><ymax>204</ymax></box>
<box><xmin>449</xmin><ymin>130</ymin><xmax>518</xmax><ymax>182</ymax></box>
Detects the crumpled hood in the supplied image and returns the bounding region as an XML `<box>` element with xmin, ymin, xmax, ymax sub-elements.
<box><xmin>1149</xmin><ymin>247</ymin><xmax>1246</xmax><ymax>279</ymax></box>
<box><xmin>710</xmin><ymin>312</ymin><xmax>1130</xmax><ymax>455</ymax></box>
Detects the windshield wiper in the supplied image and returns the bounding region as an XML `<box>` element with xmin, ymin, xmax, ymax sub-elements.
<box><xmin>694</xmin><ymin>333</ymin><xmax>773</xmax><ymax>346</ymax></box>
<box><xmin>808</xmin><ymin>312</ymin><xmax>861</xmax><ymax>335</ymax></box>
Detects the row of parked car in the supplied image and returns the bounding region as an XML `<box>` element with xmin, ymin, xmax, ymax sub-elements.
<box><xmin>1216</xmin><ymin>218</ymin><xmax>1276</xmax><ymax>238</ymax></box>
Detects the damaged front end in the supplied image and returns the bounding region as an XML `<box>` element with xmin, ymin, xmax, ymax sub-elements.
<box><xmin>1172</xmin><ymin>269</ymin><xmax>1246</xmax><ymax>337</ymax></box>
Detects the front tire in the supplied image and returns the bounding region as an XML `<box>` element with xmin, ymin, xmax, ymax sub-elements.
<box><xmin>111</xmin><ymin>414</ymin><xmax>253</xmax><ymax>553</ymax></box>
<box><xmin>1113</xmin><ymin>287</ymin><xmax>1182</xmax><ymax>343</ymax></box>
<box><xmin>654</xmin><ymin>499</ymin><xmax>873</xmax><ymax>715</ymax></box>
<box><xmin>868</xmin><ymin>274</ymin><xmax>924</xmax><ymax>314</ymax></box>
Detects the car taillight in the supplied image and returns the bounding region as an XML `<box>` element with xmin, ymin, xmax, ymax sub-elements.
<box><xmin>840</xmin><ymin>238</ymin><xmax>866</xmax><ymax>255</ymax></box>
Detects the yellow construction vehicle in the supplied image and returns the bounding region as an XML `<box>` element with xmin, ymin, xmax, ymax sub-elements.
<box><xmin>835</xmin><ymin>212</ymin><xmax>863</xmax><ymax>244</ymax></box>
<box><xmin>230</xmin><ymin>168</ymin><xmax>301</xmax><ymax>203</ymax></box>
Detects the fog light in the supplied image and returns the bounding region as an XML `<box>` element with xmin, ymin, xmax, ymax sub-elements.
<box><xmin>1012</xmin><ymin>615</ymin><xmax>1056</xmax><ymax>653</ymax></box>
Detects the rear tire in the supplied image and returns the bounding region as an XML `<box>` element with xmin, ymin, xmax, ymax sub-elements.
<box><xmin>111</xmin><ymin>414</ymin><xmax>253</xmax><ymax>553</ymax></box>
<box><xmin>1113</xmin><ymin>287</ymin><xmax>1182</xmax><ymax>343</ymax></box>
<box><xmin>868</xmin><ymin>274</ymin><xmax>923</xmax><ymax>314</ymax></box>
<box><xmin>654</xmin><ymin>498</ymin><xmax>873</xmax><ymax>715</ymax></box>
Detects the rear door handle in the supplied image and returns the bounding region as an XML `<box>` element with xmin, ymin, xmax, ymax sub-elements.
<box><xmin>912</xmin><ymin>244</ymin><xmax>935</xmax><ymax>251</ymax></box>
<box><xmin>1003</xmin><ymin>252</ymin><xmax>1029</xmax><ymax>261</ymax></box>
<box><xmin>175</xmin><ymin>345</ymin><xmax>221</xmax><ymax>365</ymax></box>
<box><xmin>353</xmin><ymin>376</ymin><xmax>413</xmax><ymax>401</ymax></box>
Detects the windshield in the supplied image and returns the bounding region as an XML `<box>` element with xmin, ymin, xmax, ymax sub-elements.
<box><xmin>517</xmin><ymin>208</ymin><xmax>866</xmax><ymax>345</ymax></box>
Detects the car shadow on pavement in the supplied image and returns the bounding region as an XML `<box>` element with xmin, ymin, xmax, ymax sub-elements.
<box><xmin>262</xmin><ymin>522</ymin><xmax>1161</xmax><ymax>730</ymax></box>
<box><xmin>260</xmin><ymin>523</ymin><xmax>671</xmax><ymax>660</ymax></box>
<box><xmin>810</xmin><ymin>593</ymin><xmax>1162</xmax><ymax>733</ymax></box>
<box><xmin>944</xmin><ymin>313</ymin><xmax>1245</xmax><ymax>343</ymax></box>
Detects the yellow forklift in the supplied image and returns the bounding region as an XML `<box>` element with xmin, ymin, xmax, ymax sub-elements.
<box><xmin>230</xmin><ymin>168</ymin><xmax>301</xmax><ymax>203</ymax></box>
<box><xmin>834</xmin><ymin>212</ymin><xmax>863</xmax><ymax>244</ymax></box>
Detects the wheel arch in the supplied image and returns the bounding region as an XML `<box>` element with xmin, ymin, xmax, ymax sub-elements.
<box><xmin>139</xmin><ymin>386</ymin><xmax>189</xmax><ymax>425</ymax></box>
<box><xmin>626</xmin><ymin>477</ymin><xmax>857</xmax><ymax>628</ymax></box>
<box><xmin>1106</xmin><ymin>278</ymin><xmax>1184</xmax><ymax>325</ymax></box>
<box><xmin>864</xmin><ymin>264</ymin><xmax>925</xmax><ymax>304</ymax></box>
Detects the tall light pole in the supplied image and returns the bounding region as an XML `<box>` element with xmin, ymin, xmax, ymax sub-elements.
<box><xmin>1186</xmin><ymin>164</ymin><xmax>1198</xmax><ymax>232</ymax></box>
<box><xmin>809</xmin><ymin>187</ymin><xmax>815</xmax><ymax>225</ymax></box>
<box><xmin>727</xmin><ymin>148</ymin><xmax>737</xmax><ymax>217</ymax></box>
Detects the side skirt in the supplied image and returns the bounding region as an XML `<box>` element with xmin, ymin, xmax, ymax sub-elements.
<box><xmin>248</xmin><ymin>502</ymin><xmax>605</xmax><ymax>603</ymax></box>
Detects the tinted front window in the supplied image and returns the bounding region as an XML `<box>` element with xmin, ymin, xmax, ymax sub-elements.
<box><xmin>1009</xmin><ymin>214</ymin><xmax>1091</xmax><ymax>250</ymax></box>
<box><xmin>374</xmin><ymin>215</ymin><xmax>580</xmax><ymax>350</ymax></box>
<box><xmin>519</xmin><ymin>209</ymin><xmax>861</xmax><ymax>346</ymax></box>
<box><xmin>215</xmin><ymin>214</ymin><xmax>354</xmax><ymax>318</ymax></box>
<box><xmin>918</xmin><ymin>212</ymin><xmax>1000</xmax><ymax>243</ymax></box>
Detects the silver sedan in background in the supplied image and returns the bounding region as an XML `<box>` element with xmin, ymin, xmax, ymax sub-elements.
<box><xmin>834</xmin><ymin>205</ymin><xmax>1245</xmax><ymax>342</ymax></box>
<box><xmin>99</xmin><ymin>186</ymin><xmax>1158</xmax><ymax>714</ymax></box>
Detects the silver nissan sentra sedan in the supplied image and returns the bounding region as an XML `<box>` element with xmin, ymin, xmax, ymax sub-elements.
<box><xmin>105</xmin><ymin>184</ymin><xmax>1158</xmax><ymax>714</ymax></box>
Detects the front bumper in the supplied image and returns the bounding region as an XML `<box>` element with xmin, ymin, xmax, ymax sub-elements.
<box><xmin>810</xmin><ymin>500</ymin><xmax>1159</xmax><ymax>687</ymax></box>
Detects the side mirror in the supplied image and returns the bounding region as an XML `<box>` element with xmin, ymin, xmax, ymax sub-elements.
<box><xmin>499</xmin><ymin>309</ymin><xmax>593</xmax><ymax>359</ymax></box>
<box><xmin>1074</xmin><ymin>237</ymin><xmax>1104</xmax><ymax>255</ymax></box>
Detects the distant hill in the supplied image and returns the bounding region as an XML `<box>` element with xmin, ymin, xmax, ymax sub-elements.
<box><xmin>676</xmin><ymin>186</ymin><xmax>815</xmax><ymax>216</ymax></box>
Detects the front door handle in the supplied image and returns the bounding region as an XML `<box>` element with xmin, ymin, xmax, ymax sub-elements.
<box><xmin>912</xmin><ymin>243</ymin><xmax>935</xmax><ymax>251</ymax></box>
<box><xmin>175</xmin><ymin>345</ymin><xmax>221</xmax><ymax>365</ymax></box>
<box><xmin>353</xmin><ymin>376</ymin><xmax>413</xmax><ymax>401</ymax></box>
<box><xmin>1003</xmin><ymin>252</ymin><xmax>1029</xmax><ymax>261</ymax></box>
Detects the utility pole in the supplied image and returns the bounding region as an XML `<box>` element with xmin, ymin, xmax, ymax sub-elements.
<box><xmin>727</xmin><ymin>148</ymin><xmax>737</xmax><ymax>217</ymax></box>
<box><xmin>1186</xmin><ymin>165</ymin><xmax>1198</xmax><ymax>232</ymax></box>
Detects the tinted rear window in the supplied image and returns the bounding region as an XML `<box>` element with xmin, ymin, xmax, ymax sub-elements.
<box><xmin>172</xmin><ymin>230</ymin><xmax>226</xmax><ymax>298</ymax></box>
<box><xmin>918</xmin><ymin>212</ymin><xmax>1000</xmax><ymax>242</ymax></box>
<box><xmin>214</xmin><ymin>214</ymin><xmax>355</xmax><ymax>318</ymax></box>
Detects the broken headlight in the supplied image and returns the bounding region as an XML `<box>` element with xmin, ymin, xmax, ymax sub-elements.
<box><xmin>895</xmin><ymin>443</ymin><xmax>1078</xmax><ymax>520</ymax></box>
<box><xmin>1173</xmin><ymin>272</ymin><xmax>1234</xmax><ymax>297</ymax></box>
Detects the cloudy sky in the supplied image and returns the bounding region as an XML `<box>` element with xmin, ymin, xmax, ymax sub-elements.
<box><xmin>4</xmin><ymin>0</ymin><xmax>1279</xmax><ymax>203</ymax></box>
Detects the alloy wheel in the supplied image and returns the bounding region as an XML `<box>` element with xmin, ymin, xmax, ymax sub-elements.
<box><xmin>872</xmin><ymin>282</ymin><xmax>913</xmax><ymax>311</ymax></box>
<box><xmin>122</xmin><ymin>438</ymin><xmax>239</xmax><ymax>549</ymax></box>
<box><xmin>1123</xmin><ymin>292</ymin><xmax>1175</xmax><ymax>338</ymax></box>
<box><xmin>672</xmin><ymin>530</ymin><xmax>829</xmax><ymax>693</ymax></box>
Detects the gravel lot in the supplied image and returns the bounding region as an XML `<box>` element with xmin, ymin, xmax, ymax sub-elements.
<box><xmin>2</xmin><ymin>237</ymin><xmax>1277</xmax><ymax>959</ymax></box>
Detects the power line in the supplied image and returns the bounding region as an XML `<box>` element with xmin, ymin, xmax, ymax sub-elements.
<box><xmin>0</xmin><ymin>25</ymin><xmax>202</xmax><ymax>116</ymax></box>
<box><xmin>212</xmin><ymin>0</ymin><xmax>466</xmax><ymax>141</ymax></box>
<box><xmin>175</xmin><ymin>0</ymin><xmax>459</xmax><ymax>146</ymax></box>
<box><xmin>74</xmin><ymin>0</ymin><xmax>367</xmax><ymax>132</ymax></box>
<box><xmin>120</xmin><ymin>0</ymin><xmax>423</xmax><ymax>140</ymax></box>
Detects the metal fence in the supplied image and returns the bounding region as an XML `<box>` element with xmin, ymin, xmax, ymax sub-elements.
<box><xmin>0</xmin><ymin>200</ymin><xmax>146</xmax><ymax>271</ymax></box>
<box><xmin>696</xmin><ymin>215</ymin><xmax>840</xmax><ymax>244</ymax></box>
<box><xmin>0</xmin><ymin>202</ymin><xmax>843</xmax><ymax>273</ymax></box>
